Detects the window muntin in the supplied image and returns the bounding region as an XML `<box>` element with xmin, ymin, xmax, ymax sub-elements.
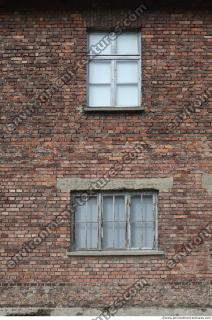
<box><xmin>87</xmin><ymin>32</ymin><xmax>141</xmax><ymax>108</ymax></box>
<box><xmin>73</xmin><ymin>192</ymin><xmax>157</xmax><ymax>251</ymax></box>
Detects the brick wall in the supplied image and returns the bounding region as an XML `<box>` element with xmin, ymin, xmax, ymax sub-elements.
<box><xmin>0</xmin><ymin>0</ymin><xmax>211</xmax><ymax>308</ymax></box>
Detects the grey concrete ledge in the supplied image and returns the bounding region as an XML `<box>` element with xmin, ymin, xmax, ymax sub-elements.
<box><xmin>84</xmin><ymin>106</ymin><xmax>144</xmax><ymax>112</ymax></box>
<box><xmin>57</xmin><ymin>177</ymin><xmax>173</xmax><ymax>193</ymax></box>
<box><xmin>202</xmin><ymin>173</ymin><xmax>212</xmax><ymax>195</ymax></box>
<box><xmin>67</xmin><ymin>250</ymin><xmax>165</xmax><ymax>256</ymax></box>
<box><xmin>1</xmin><ymin>307</ymin><xmax>212</xmax><ymax>316</ymax></box>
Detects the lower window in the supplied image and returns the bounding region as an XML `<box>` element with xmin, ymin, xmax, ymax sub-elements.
<box><xmin>72</xmin><ymin>191</ymin><xmax>157</xmax><ymax>251</ymax></box>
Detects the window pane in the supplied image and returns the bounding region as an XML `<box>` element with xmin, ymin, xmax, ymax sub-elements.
<box><xmin>143</xmin><ymin>195</ymin><xmax>154</xmax><ymax>221</ymax></box>
<box><xmin>114</xmin><ymin>196</ymin><xmax>125</xmax><ymax>221</ymax></box>
<box><xmin>130</xmin><ymin>196</ymin><xmax>142</xmax><ymax>248</ymax></box>
<box><xmin>116</xmin><ymin>84</ymin><xmax>139</xmax><ymax>106</ymax></box>
<box><xmin>87</xmin><ymin>196</ymin><xmax>98</xmax><ymax>222</ymax></box>
<box><xmin>114</xmin><ymin>222</ymin><xmax>125</xmax><ymax>248</ymax></box>
<box><xmin>87</xmin><ymin>222</ymin><xmax>98</xmax><ymax>249</ymax></box>
<box><xmin>131</xmin><ymin>222</ymin><xmax>142</xmax><ymax>248</ymax></box>
<box><xmin>117</xmin><ymin>61</ymin><xmax>138</xmax><ymax>84</ymax></box>
<box><xmin>89</xmin><ymin>33</ymin><xmax>112</xmax><ymax>55</ymax></box>
<box><xmin>103</xmin><ymin>196</ymin><xmax>113</xmax><ymax>221</ymax></box>
<box><xmin>89</xmin><ymin>84</ymin><xmax>111</xmax><ymax>107</ymax></box>
<box><xmin>89</xmin><ymin>61</ymin><xmax>111</xmax><ymax>84</ymax></box>
<box><xmin>116</xmin><ymin>33</ymin><xmax>139</xmax><ymax>54</ymax></box>
<box><xmin>103</xmin><ymin>196</ymin><xmax>114</xmax><ymax>248</ymax></box>
<box><xmin>75</xmin><ymin>198</ymin><xmax>86</xmax><ymax>222</ymax></box>
<box><xmin>75</xmin><ymin>222</ymin><xmax>86</xmax><ymax>249</ymax></box>
<box><xmin>130</xmin><ymin>196</ymin><xmax>141</xmax><ymax>221</ymax></box>
<box><xmin>142</xmin><ymin>222</ymin><xmax>155</xmax><ymax>249</ymax></box>
<box><xmin>103</xmin><ymin>222</ymin><xmax>113</xmax><ymax>248</ymax></box>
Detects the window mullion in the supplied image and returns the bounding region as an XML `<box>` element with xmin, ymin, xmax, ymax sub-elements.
<box><xmin>126</xmin><ymin>194</ymin><xmax>130</xmax><ymax>249</ymax></box>
<box><xmin>138</xmin><ymin>56</ymin><xmax>142</xmax><ymax>106</ymax></box>
<box><xmin>141</xmin><ymin>194</ymin><xmax>143</xmax><ymax>249</ymax></box>
<box><xmin>114</xmin><ymin>60</ymin><xmax>117</xmax><ymax>106</ymax></box>
<box><xmin>72</xmin><ymin>195</ymin><xmax>75</xmax><ymax>250</ymax></box>
<box><xmin>113</xmin><ymin>37</ymin><xmax>116</xmax><ymax>107</ymax></box>
<box><xmin>113</xmin><ymin>195</ymin><xmax>115</xmax><ymax>248</ymax></box>
<box><xmin>111</xmin><ymin>38</ymin><xmax>116</xmax><ymax>107</ymax></box>
<box><xmin>85</xmin><ymin>199</ymin><xmax>88</xmax><ymax>249</ymax></box>
<box><xmin>153</xmin><ymin>193</ymin><xmax>158</xmax><ymax>250</ymax></box>
<box><xmin>98</xmin><ymin>194</ymin><xmax>102</xmax><ymax>250</ymax></box>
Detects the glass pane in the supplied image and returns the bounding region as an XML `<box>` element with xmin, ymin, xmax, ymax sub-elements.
<box><xmin>75</xmin><ymin>222</ymin><xmax>86</xmax><ymax>249</ymax></box>
<box><xmin>103</xmin><ymin>196</ymin><xmax>113</xmax><ymax>221</ymax></box>
<box><xmin>116</xmin><ymin>84</ymin><xmax>139</xmax><ymax>107</ymax></box>
<box><xmin>131</xmin><ymin>196</ymin><xmax>141</xmax><ymax>222</ymax></box>
<box><xmin>89</xmin><ymin>61</ymin><xmax>111</xmax><ymax>84</ymax></box>
<box><xmin>116</xmin><ymin>33</ymin><xmax>139</xmax><ymax>54</ymax></box>
<box><xmin>75</xmin><ymin>198</ymin><xmax>86</xmax><ymax>222</ymax></box>
<box><xmin>114</xmin><ymin>222</ymin><xmax>125</xmax><ymax>248</ymax></box>
<box><xmin>89</xmin><ymin>84</ymin><xmax>111</xmax><ymax>107</ymax></box>
<box><xmin>103</xmin><ymin>222</ymin><xmax>113</xmax><ymax>248</ymax></box>
<box><xmin>114</xmin><ymin>196</ymin><xmax>125</xmax><ymax>221</ymax></box>
<box><xmin>131</xmin><ymin>222</ymin><xmax>142</xmax><ymax>248</ymax></box>
<box><xmin>89</xmin><ymin>33</ymin><xmax>112</xmax><ymax>55</ymax></box>
<box><xmin>143</xmin><ymin>195</ymin><xmax>154</xmax><ymax>221</ymax></box>
<box><xmin>142</xmin><ymin>222</ymin><xmax>155</xmax><ymax>249</ymax></box>
<box><xmin>87</xmin><ymin>222</ymin><xmax>98</xmax><ymax>249</ymax></box>
<box><xmin>87</xmin><ymin>196</ymin><xmax>98</xmax><ymax>222</ymax></box>
<box><xmin>117</xmin><ymin>61</ymin><xmax>138</xmax><ymax>84</ymax></box>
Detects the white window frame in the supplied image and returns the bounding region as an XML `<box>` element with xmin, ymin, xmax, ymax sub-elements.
<box><xmin>72</xmin><ymin>191</ymin><xmax>158</xmax><ymax>251</ymax></box>
<box><xmin>87</xmin><ymin>31</ymin><xmax>142</xmax><ymax>109</ymax></box>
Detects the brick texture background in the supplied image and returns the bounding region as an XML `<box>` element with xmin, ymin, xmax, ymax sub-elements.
<box><xmin>0</xmin><ymin>0</ymin><xmax>211</xmax><ymax>308</ymax></box>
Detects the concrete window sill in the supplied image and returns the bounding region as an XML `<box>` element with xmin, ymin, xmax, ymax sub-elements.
<box><xmin>84</xmin><ymin>106</ymin><xmax>144</xmax><ymax>112</ymax></box>
<box><xmin>67</xmin><ymin>250</ymin><xmax>165</xmax><ymax>256</ymax></box>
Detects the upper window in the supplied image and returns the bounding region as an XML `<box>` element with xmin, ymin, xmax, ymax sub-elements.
<box><xmin>87</xmin><ymin>32</ymin><xmax>141</xmax><ymax>109</ymax></box>
<box><xmin>72</xmin><ymin>191</ymin><xmax>157</xmax><ymax>251</ymax></box>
